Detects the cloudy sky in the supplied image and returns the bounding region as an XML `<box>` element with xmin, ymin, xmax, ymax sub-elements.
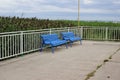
<box><xmin>0</xmin><ymin>0</ymin><xmax>120</xmax><ymax>21</ymax></box>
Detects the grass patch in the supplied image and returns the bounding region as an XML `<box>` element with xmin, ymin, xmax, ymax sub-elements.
<box><xmin>103</xmin><ymin>59</ymin><xmax>109</xmax><ymax>63</ymax></box>
<box><xmin>96</xmin><ymin>64</ymin><xmax>102</xmax><ymax>69</ymax></box>
<box><xmin>85</xmin><ymin>64</ymin><xmax>103</xmax><ymax>80</ymax></box>
<box><xmin>85</xmin><ymin>70</ymin><xmax>96</xmax><ymax>80</ymax></box>
<box><xmin>109</xmin><ymin>55</ymin><xmax>112</xmax><ymax>59</ymax></box>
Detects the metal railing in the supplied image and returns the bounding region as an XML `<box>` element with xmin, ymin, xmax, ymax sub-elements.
<box><xmin>0</xmin><ymin>27</ymin><xmax>120</xmax><ymax>60</ymax></box>
<box><xmin>82</xmin><ymin>27</ymin><xmax>120</xmax><ymax>40</ymax></box>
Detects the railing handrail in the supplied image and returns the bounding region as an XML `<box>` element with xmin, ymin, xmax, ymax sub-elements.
<box><xmin>1</xmin><ymin>26</ymin><xmax>120</xmax><ymax>35</ymax></box>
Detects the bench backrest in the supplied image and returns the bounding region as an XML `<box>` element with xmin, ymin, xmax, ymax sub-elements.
<box><xmin>61</xmin><ymin>32</ymin><xmax>75</xmax><ymax>39</ymax></box>
<box><xmin>41</xmin><ymin>34</ymin><xmax>59</xmax><ymax>43</ymax></box>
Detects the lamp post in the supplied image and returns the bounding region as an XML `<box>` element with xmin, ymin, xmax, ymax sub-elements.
<box><xmin>78</xmin><ymin>0</ymin><xmax>80</xmax><ymax>27</ymax></box>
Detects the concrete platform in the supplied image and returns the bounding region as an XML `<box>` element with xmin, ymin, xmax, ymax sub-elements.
<box><xmin>89</xmin><ymin>48</ymin><xmax>120</xmax><ymax>80</ymax></box>
<box><xmin>0</xmin><ymin>41</ymin><xmax>120</xmax><ymax>80</ymax></box>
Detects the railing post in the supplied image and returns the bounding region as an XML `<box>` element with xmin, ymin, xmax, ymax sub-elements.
<box><xmin>50</xmin><ymin>28</ymin><xmax>52</xmax><ymax>34</ymax></box>
<box><xmin>106</xmin><ymin>27</ymin><xmax>108</xmax><ymax>40</ymax></box>
<box><xmin>68</xmin><ymin>27</ymin><xmax>70</xmax><ymax>32</ymax></box>
<box><xmin>20</xmin><ymin>31</ymin><xmax>23</xmax><ymax>54</ymax></box>
<box><xmin>81</xmin><ymin>26</ymin><xmax>83</xmax><ymax>39</ymax></box>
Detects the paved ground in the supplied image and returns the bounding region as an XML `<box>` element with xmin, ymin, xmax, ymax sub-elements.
<box><xmin>0</xmin><ymin>41</ymin><xmax>120</xmax><ymax>80</ymax></box>
<box><xmin>89</xmin><ymin>47</ymin><xmax>120</xmax><ymax>80</ymax></box>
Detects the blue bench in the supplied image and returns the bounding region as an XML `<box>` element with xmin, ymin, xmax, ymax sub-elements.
<box><xmin>61</xmin><ymin>32</ymin><xmax>82</xmax><ymax>46</ymax></box>
<box><xmin>40</xmin><ymin>34</ymin><xmax>68</xmax><ymax>53</ymax></box>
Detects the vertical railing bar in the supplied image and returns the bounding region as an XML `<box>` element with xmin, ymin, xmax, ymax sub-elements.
<box><xmin>12</xmin><ymin>35</ymin><xmax>15</xmax><ymax>55</ymax></box>
<box><xmin>30</xmin><ymin>34</ymin><xmax>31</xmax><ymax>51</ymax></box>
<box><xmin>23</xmin><ymin>34</ymin><xmax>25</xmax><ymax>52</ymax></box>
<box><xmin>27</xmin><ymin>34</ymin><xmax>29</xmax><ymax>51</ymax></box>
<box><xmin>30</xmin><ymin>33</ymin><xmax>33</xmax><ymax>49</ymax></box>
<box><xmin>100</xmin><ymin>28</ymin><xmax>101</xmax><ymax>40</ymax></box>
<box><xmin>29</xmin><ymin>34</ymin><xmax>31</xmax><ymax>51</ymax></box>
<box><xmin>97</xmin><ymin>28</ymin><xmax>98</xmax><ymax>40</ymax></box>
<box><xmin>85</xmin><ymin>28</ymin><xmax>89</xmax><ymax>39</ymax></box>
<box><xmin>33</xmin><ymin>34</ymin><xmax>35</xmax><ymax>50</ymax></box>
<box><xmin>108</xmin><ymin>28</ymin><xmax>110</xmax><ymax>40</ymax></box>
<box><xmin>9</xmin><ymin>36</ymin><xmax>12</xmax><ymax>56</ymax></box>
<box><xmin>91</xmin><ymin>28</ymin><xmax>93</xmax><ymax>40</ymax></box>
<box><xmin>115</xmin><ymin>29</ymin><xmax>117</xmax><ymax>40</ymax></box>
<box><xmin>15</xmin><ymin>35</ymin><xmax>17</xmax><ymax>55</ymax></box>
<box><xmin>106</xmin><ymin>27</ymin><xmax>108</xmax><ymax>41</ymax></box>
<box><xmin>113</xmin><ymin>29</ymin><xmax>114</xmax><ymax>40</ymax></box>
<box><xmin>4</xmin><ymin>36</ymin><xmax>6</xmax><ymax>57</ymax></box>
<box><xmin>34</xmin><ymin>34</ymin><xmax>35</xmax><ymax>50</ymax></box>
<box><xmin>19</xmin><ymin>35</ymin><xmax>21</xmax><ymax>54</ymax></box>
<box><xmin>20</xmin><ymin>31</ymin><xmax>23</xmax><ymax>54</ymax></box>
<box><xmin>68</xmin><ymin>27</ymin><xmax>70</xmax><ymax>32</ymax></box>
<box><xmin>32</xmin><ymin>34</ymin><xmax>33</xmax><ymax>50</ymax></box>
<box><xmin>95</xmin><ymin>28</ymin><xmax>97</xmax><ymax>40</ymax></box>
<box><xmin>27</xmin><ymin>33</ymin><xmax>29</xmax><ymax>52</ymax></box>
<box><xmin>26</xmin><ymin>34</ymin><xmax>28</xmax><ymax>51</ymax></box>
<box><xmin>0</xmin><ymin>37</ymin><xmax>1</xmax><ymax>59</ymax></box>
<box><xmin>33</xmin><ymin>33</ymin><xmax>35</xmax><ymax>49</ymax></box>
<box><xmin>99</xmin><ymin>28</ymin><xmax>100</xmax><ymax>40</ymax></box>
<box><xmin>80</xmin><ymin>27</ymin><xmax>83</xmax><ymax>39</ymax></box>
<box><xmin>88</xmin><ymin>27</ymin><xmax>89</xmax><ymax>40</ymax></box>
<box><xmin>16</xmin><ymin>35</ymin><xmax>18</xmax><ymax>54</ymax></box>
<box><xmin>86</xmin><ymin>27</ymin><xmax>88</xmax><ymax>40</ymax></box>
<box><xmin>98</xmin><ymin>28</ymin><xmax>100</xmax><ymax>40</ymax></box>
<box><xmin>84</xmin><ymin>27</ymin><xmax>85</xmax><ymax>40</ymax></box>
<box><xmin>2</xmin><ymin>37</ymin><xmax>4</xmax><ymax>58</ymax></box>
<box><xmin>85</xmin><ymin>27</ymin><xmax>87</xmax><ymax>40</ymax></box>
<box><xmin>92</xmin><ymin>28</ymin><xmax>94</xmax><ymax>40</ymax></box>
<box><xmin>118</xmin><ymin>29</ymin><xmax>120</xmax><ymax>40</ymax></box>
<box><xmin>25</xmin><ymin>34</ymin><xmax>27</xmax><ymax>52</ymax></box>
<box><xmin>27</xmin><ymin>34</ymin><xmax>28</xmax><ymax>51</ymax></box>
<box><xmin>101</xmin><ymin>28</ymin><xmax>103</xmax><ymax>40</ymax></box>
<box><xmin>31</xmin><ymin>34</ymin><xmax>32</xmax><ymax>50</ymax></box>
<box><xmin>102</xmin><ymin>28</ymin><xmax>103</xmax><ymax>40</ymax></box>
<box><xmin>7</xmin><ymin>36</ymin><xmax>9</xmax><ymax>57</ymax></box>
<box><xmin>102</xmin><ymin>28</ymin><xmax>104</xmax><ymax>40</ymax></box>
<box><xmin>34</xmin><ymin>33</ymin><xmax>36</xmax><ymax>49</ymax></box>
<box><xmin>101</xmin><ymin>28</ymin><xmax>102</xmax><ymax>40</ymax></box>
<box><xmin>50</xmin><ymin>28</ymin><xmax>52</xmax><ymax>34</ymax></box>
<box><xmin>90</xmin><ymin>28</ymin><xmax>92</xmax><ymax>40</ymax></box>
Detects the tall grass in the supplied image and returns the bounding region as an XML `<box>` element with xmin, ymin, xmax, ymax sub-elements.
<box><xmin>0</xmin><ymin>16</ymin><xmax>120</xmax><ymax>33</ymax></box>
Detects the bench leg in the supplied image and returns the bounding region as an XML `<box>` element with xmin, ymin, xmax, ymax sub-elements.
<box><xmin>40</xmin><ymin>48</ymin><xmax>42</xmax><ymax>52</ymax></box>
<box><xmin>80</xmin><ymin>40</ymin><xmax>82</xmax><ymax>45</ymax></box>
<box><xmin>65</xmin><ymin>43</ymin><xmax>68</xmax><ymax>49</ymax></box>
<box><xmin>69</xmin><ymin>42</ymin><xmax>73</xmax><ymax>47</ymax></box>
<box><xmin>51</xmin><ymin>46</ymin><xmax>54</xmax><ymax>53</ymax></box>
<box><xmin>40</xmin><ymin>44</ymin><xmax>43</xmax><ymax>52</ymax></box>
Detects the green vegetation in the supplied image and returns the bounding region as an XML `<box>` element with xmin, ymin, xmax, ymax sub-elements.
<box><xmin>0</xmin><ymin>16</ymin><xmax>75</xmax><ymax>32</ymax></box>
<box><xmin>0</xmin><ymin>16</ymin><xmax>120</xmax><ymax>32</ymax></box>
<box><xmin>85</xmin><ymin>70</ymin><xmax>96</xmax><ymax>80</ymax></box>
<box><xmin>103</xmin><ymin>59</ymin><xmax>109</xmax><ymax>63</ymax></box>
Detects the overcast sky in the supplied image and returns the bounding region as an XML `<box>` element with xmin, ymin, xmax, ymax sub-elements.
<box><xmin>0</xmin><ymin>0</ymin><xmax>120</xmax><ymax>21</ymax></box>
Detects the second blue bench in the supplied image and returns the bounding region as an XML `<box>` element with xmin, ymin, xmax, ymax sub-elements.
<box><xmin>61</xmin><ymin>32</ymin><xmax>82</xmax><ymax>46</ymax></box>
